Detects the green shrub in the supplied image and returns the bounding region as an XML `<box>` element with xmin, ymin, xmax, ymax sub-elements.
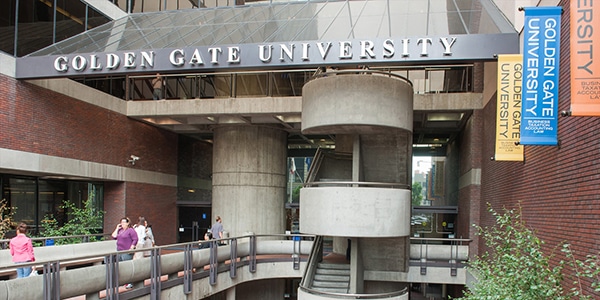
<box><xmin>456</xmin><ymin>204</ymin><xmax>600</xmax><ymax>299</ymax></box>
<box><xmin>0</xmin><ymin>199</ymin><xmax>16</xmax><ymax>239</ymax></box>
<box><xmin>40</xmin><ymin>198</ymin><xmax>104</xmax><ymax>245</ymax></box>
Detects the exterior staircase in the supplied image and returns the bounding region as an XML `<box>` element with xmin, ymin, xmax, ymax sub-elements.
<box><xmin>311</xmin><ymin>263</ymin><xmax>350</xmax><ymax>293</ymax></box>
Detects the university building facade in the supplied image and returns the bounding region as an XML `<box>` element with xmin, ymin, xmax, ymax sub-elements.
<box><xmin>1</xmin><ymin>0</ymin><xmax>598</xmax><ymax>298</ymax></box>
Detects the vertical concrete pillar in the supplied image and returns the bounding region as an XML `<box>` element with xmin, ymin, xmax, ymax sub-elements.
<box><xmin>226</xmin><ymin>286</ymin><xmax>236</xmax><ymax>300</ymax></box>
<box><xmin>349</xmin><ymin>237</ymin><xmax>364</xmax><ymax>293</ymax></box>
<box><xmin>212</xmin><ymin>125</ymin><xmax>287</xmax><ymax>237</ymax></box>
<box><xmin>236</xmin><ymin>279</ymin><xmax>285</xmax><ymax>300</ymax></box>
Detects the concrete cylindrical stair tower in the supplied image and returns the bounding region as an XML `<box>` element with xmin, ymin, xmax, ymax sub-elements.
<box><xmin>299</xmin><ymin>71</ymin><xmax>413</xmax><ymax>298</ymax></box>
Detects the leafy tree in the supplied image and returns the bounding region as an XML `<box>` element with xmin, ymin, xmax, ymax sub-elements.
<box><xmin>40</xmin><ymin>197</ymin><xmax>104</xmax><ymax>245</ymax></box>
<box><xmin>561</xmin><ymin>244</ymin><xmax>600</xmax><ymax>299</ymax></box>
<box><xmin>412</xmin><ymin>182</ymin><xmax>423</xmax><ymax>207</ymax></box>
<box><xmin>457</xmin><ymin>204</ymin><xmax>600</xmax><ymax>299</ymax></box>
<box><xmin>292</xmin><ymin>185</ymin><xmax>301</xmax><ymax>202</ymax></box>
<box><xmin>0</xmin><ymin>199</ymin><xmax>16</xmax><ymax>239</ymax></box>
<box><xmin>457</xmin><ymin>204</ymin><xmax>567</xmax><ymax>300</ymax></box>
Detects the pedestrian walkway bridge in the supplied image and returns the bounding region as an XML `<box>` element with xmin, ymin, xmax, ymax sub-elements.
<box><xmin>0</xmin><ymin>234</ymin><xmax>469</xmax><ymax>300</ymax></box>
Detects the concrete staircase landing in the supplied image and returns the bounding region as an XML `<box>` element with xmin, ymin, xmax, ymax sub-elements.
<box><xmin>311</xmin><ymin>263</ymin><xmax>350</xmax><ymax>294</ymax></box>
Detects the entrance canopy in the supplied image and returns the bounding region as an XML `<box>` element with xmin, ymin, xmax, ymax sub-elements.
<box><xmin>16</xmin><ymin>0</ymin><xmax>518</xmax><ymax>79</ymax></box>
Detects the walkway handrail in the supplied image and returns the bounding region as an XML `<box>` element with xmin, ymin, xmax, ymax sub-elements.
<box><xmin>0</xmin><ymin>233</ymin><xmax>314</xmax><ymax>300</ymax></box>
<box><xmin>410</xmin><ymin>237</ymin><xmax>472</xmax><ymax>265</ymax></box>
<box><xmin>0</xmin><ymin>232</ymin><xmax>112</xmax><ymax>249</ymax></box>
<box><xmin>309</xmin><ymin>69</ymin><xmax>412</xmax><ymax>87</ymax></box>
<box><xmin>303</xmin><ymin>181</ymin><xmax>411</xmax><ymax>189</ymax></box>
<box><xmin>127</xmin><ymin>69</ymin><xmax>319</xmax><ymax>80</ymax></box>
<box><xmin>299</xmin><ymin>235</ymin><xmax>323</xmax><ymax>288</ymax></box>
<box><xmin>410</xmin><ymin>237</ymin><xmax>471</xmax><ymax>243</ymax></box>
<box><xmin>299</xmin><ymin>285</ymin><xmax>409</xmax><ymax>299</ymax></box>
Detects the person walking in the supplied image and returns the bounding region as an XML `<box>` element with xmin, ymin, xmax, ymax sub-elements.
<box><xmin>133</xmin><ymin>217</ymin><xmax>146</xmax><ymax>259</ymax></box>
<box><xmin>10</xmin><ymin>222</ymin><xmax>35</xmax><ymax>278</ymax></box>
<box><xmin>143</xmin><ymin>219</ymin><xmax>155</xmax><ymax>257</ymax></box>
<box><xmin>198</xmin><ymin>229</ymin><xmax>212</xmax><ymax>249</ymax></box>
<box><xmin>211</xmin><ymin>216</ymin><xmax>223</xmax><ymax>245</ymax></box>
<box><xmin>111</xmin><ymin>217</ymin><xmax>138</xmax><ymax>289</ymax></box>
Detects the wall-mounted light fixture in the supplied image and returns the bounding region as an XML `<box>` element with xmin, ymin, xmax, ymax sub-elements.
<box><xmin>128</xmin><ymin>155</ymin><xmax>140</xmax><ymax>165</ymax></box>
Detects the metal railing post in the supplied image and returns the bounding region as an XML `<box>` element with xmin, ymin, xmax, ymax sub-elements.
<box><xmin>151</xmin><ymin>247</ymin><xmax>162</xmax><ymax>300</ymax></box>
<box><xmin>183</xmin><ymin>244</ymin><xmax>193</xmax><ymax>294</ymax></box>
<box><xmin>420</xmin><ymin>240</ymin><xmax>427</xmax><ymax>275</ymax></box>
<box><xmin>43</xmin><ymin>261</ymin><xmax>60</xmax><ymax>300</ymax></box>
<box><xmin>105</xmin><ymin>254</ymin><xmax>119</xmax><ymax>300</ymax></box>
<box><xmin>230</xmin><ymin>238</ymin><xmax>237</xmax><ymax>278</ymax></box>
<box><xmin>209</xmin><ymin>240</ymin><xmax>218</xmax><ymax>285</ymax></box>
<box><xmin>249</xmin><ymin>235</ymin><xmax>256</xmax><ymax>273</ymax></box>
<box><xmin>292</xmin><ymin>236</ymin><xmax>300</xmax><ymax>270</ymax></box>
<box><xmin>450</xmin><ymin>239</ymin><xmax>457</xmax><ymax>276</ymax></box>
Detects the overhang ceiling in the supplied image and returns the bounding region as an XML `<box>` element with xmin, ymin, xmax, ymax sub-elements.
<box><xmin>128</xmin><ymin>100</ymin><xmax>474</xmax><ymax>156</ymax></box>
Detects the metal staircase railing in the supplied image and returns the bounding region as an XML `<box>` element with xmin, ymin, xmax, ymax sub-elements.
<box><xmin>299</xmin><ymin>235</ymin><xmax>323</xmax><ymax>289</ymax></box>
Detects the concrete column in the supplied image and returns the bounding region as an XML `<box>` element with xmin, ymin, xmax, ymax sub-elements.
<box><xmin>226</xmin><ymin>286</ymin><xmax>236</xmax><ymax>300</ymax></box>
<box><xmin>349</xmin><ymin>237</ymin><xmax>364</xmax><ymax>294</ymax></box>
<box><xmin>212</xmin><ymin>125</ymin><xmax>287</xmax><ymax>237</ymax></box>
<box><xmin>236</xmin><ymin>279</ymin><xmax>285</xmax><ymax>300</ymax></box>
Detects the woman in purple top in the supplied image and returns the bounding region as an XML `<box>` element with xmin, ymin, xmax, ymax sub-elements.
<box><xmin>111</xmin><ymin>217</ymin><xmax>138</xmax><ymax>262</ymax></box>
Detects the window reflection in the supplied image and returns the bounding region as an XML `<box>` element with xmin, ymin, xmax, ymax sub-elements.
<box><xmin>1</xmin><ymin>175</ymin><xmax>104</xmax><ymax>236</ymax></box>
<box><xmin>26</xmin><ymin>0</ymin><xmax>509</xmax><ymax>57</ymax></box>
<box><xmin>0</xmin><ymin>0</ymin><xmax>110</xmax><ymax>56</ymax></box>
<box><xmin>4</xmin><ymin>177</ymin><xmax>37</xmax><ymax>230</ymax></box>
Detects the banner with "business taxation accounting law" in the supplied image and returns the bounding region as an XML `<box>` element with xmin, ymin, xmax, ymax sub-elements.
<box><xmin>495</xmin><ymin>54</ymin><xmax>524</xmax><ymax>161</ymax></box>
<box><xmin>570</xmin><ymin>1</ymin><xmax>600</xmax><ymax>116</ymax></box>
<box><xmin>520</xmin><ymin>6</ymin><xmax>561</xmax><ymax>146</ymax></box>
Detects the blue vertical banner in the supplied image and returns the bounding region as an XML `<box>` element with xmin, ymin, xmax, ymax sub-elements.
<box><xmin>520</xmin><ymin>6</ymin><xmax>561</xmax><ymax>146</ymax></box>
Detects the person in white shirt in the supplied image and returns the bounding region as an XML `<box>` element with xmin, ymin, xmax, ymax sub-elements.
<box><xmin>133</xmin><ymin>216</ymin><xmax>146</xmax><ymax>259</ymax></box>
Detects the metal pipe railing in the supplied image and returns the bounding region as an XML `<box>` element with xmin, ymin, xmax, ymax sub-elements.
<box><xmin>0</xmin><ymin>232</ymin><xmax>111</xmax><ymax>249</ymax></box>
<box><xmin>309</xmin><ymin>69</ymin><xmax>413</xmax><ymax>87</ymax></box>
<box><xmin>299</xmin><ymin>285</ymin><xmax>409</xmax><ymax>299</ymax></box>
<box><xmin>299</xmin><ymin>235</ymin><xmax>323</xmax><ymax>288</ymax></box>
<box><xmin>0</xmin><ymin>233</ymin><xmax>314</xmax><ymax>300</ymax></box>
<box><xmin>86</xmin><ymin>65</ymin><xmax>474</xmax><ymax>101</ymax></box>
<box><xmin>303</xmin><ymin>181</ymin><xmax>411</xmax><ymax>190</ymax></box>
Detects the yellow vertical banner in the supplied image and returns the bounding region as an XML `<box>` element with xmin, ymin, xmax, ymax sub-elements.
<box><xmin>495</xmin><ymin>54</ymin><xmax>524</xmax><ymax>161</ymax></box>
<box><xmin>570</xmin><ymin>1</ymin><xmax>600</xmax><ymax>116</ymax></box>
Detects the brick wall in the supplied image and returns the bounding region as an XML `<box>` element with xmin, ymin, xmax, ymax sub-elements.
<box><xmin>123</xmin><ymin>182</ymin><xmax>177</xmax><ymax>245</ymax></box>
<box><xmin>480</xmin><ymin>0</ymin><xmax>600</xmax><ymax>294</ymax></box>
<box><xmin>104</xmin><ymin>181</ymin><xmax>177</xmax><ymax>245</ymax></box>
<box><xmin>456</xmin><ymin>110</ymin><xmax>483</xmax><ymax>256</ymax></box>
<box><xmin>0</xmin><ymin>75</ymin><xmax>179</xmax><ymax>245</ymax></box>
<box><xmin>473</xmin><ymin>62</ymin><xmax>484</xmax><ymax>93</ymax></box>
<box><xmin>0</xmin><ymin>75</ymin><xmax>178</xmax><ymax>174</ymax></box>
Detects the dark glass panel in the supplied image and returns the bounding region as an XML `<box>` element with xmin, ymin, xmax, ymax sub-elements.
<box><xmin>0</xmin><ymin>0</ymin><xmax>18</xmax><ymax>55</ymax></box>
<box><xmin>4</xmin><ymin>177</ymin><xmax>37</xmax><ymax>229</ymax></box>
<box><xmin>38</xmin><ymin>180</ymin><xmax>67</xmax><ymax>228</ymax></box>
<box><xmin>16</xmin><ymin>0</ymin><xmax>55</xmax><ymax>56</ymax></box>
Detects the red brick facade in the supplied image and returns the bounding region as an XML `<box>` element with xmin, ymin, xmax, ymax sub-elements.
<box><xmin>477</xmin><ymin>0</ymin><xmax>600</xmax><ymax>294</ymax></box>
<box><xmin>0</xmin><ymin>75</ymin><xmax>179</xmax><ymax>244</ymax></box>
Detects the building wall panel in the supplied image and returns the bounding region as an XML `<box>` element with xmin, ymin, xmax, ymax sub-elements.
<box><xmin>0</xmin><ymin>75</ymin><xmax>178</xmax><ymax>174</ymax></box>
<box><xmin>0</xmin><ymin>74</ymin><xmax>179</xmax><ymax>244</ymax></box>
<box><xmin>480</xmin><ymin>1</ymin><xmax>600</xmax><ymax>294</ymax></box>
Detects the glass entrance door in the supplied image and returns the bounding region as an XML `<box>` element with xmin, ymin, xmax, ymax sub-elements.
<box><xmin>177</xmin><ymin>206</ymin><xmax>211</xmax><ymax>243</ymax></box>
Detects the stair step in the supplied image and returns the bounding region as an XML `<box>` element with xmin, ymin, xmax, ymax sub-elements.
<box><xmin>317</xmin><ymin>263</ymin><xmax>350</xmax><ymax>270</ymax></box>
<box><xmin>310</xmin><ymin>261</ymin><xmax>350</xmax><ymax>293</ymax></box>
<box><xmin>314</xmin><ymin>274</ymin><xmax>350</xmax><ymax>282</ymax></box>
<box><xmin>311</xmin><ymin>286</ymin><xmax>348</xmax><ymax>294</ymax></box>
<box><xmin>313</xmin><ymin>280</ymin><xmax>349</xmax><ymax>288</ymax></box>
<box><xmin>316</xmin><ymin>268</ymin><xmax>350</xmax><ymax>276</ymax></box>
